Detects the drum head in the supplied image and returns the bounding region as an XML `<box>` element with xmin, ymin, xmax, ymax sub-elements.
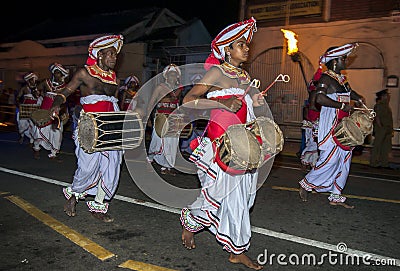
<box><xmin>78</xmin><ymin>112</ymin><xmax>97</xmax><ymax>153</ymax></box>
<box><xmin>251</xmin><ymin>116</ymin><xmax>284</xmax><ymax>154</ymax></box>
<box><xmin>349</xmin><ymin>111</ymin><xmax>373</xmax><ymax>136</ymax></box>
<box><xmin>154</xmin><ymin>113</ymin><xmax>168</xmax><ymax>137</ymax></box>
<box><xmin>30</xmin><ymin>109</ymin><xmax>53</xmax><ymax>127</ymax></box>
<box><xmin>222</xmin><ymin>124</ymin><xmax>262</xmax><ymax>170</ymax></box>
<box><xmin>334</xmin><ymin>118</ymin><xmax>364</xmax><ymax>147</ymax></box>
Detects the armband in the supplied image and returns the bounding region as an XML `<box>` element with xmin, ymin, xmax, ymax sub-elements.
<box><xmin>316</xmin><ymin>90</ymin><xmax>326</xmax><ymax>95</ymax></box>
<box><xmin>57</xmin><ymin>93</ymin><xmax>67</xmax><ymax>103</ymax></box>
<box><xmin>194</xmin><ymin>98</ymin><xmax>199</xmax><ymax>106</ymax></box>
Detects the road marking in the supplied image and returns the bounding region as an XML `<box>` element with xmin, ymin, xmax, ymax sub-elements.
<box><xmin>1</xmin><ymin>166</ymin><xmax>399</xmax><ymax>266</ymax></box>
<box><xmin>4</xmin><ymin>194</ymin><xmax>115</xmax><ymax>261</ymax></box>
<box><xmin>119</xmin><ymin>260</ymin><xmax>177</xmax><ymax>271</ymax></box>
<box><xmin>273</xmin><ymin>165</ymin><xmax>400</xmax><ymax>183</ymax></box>
<box><xmin>271</xmin><ymin>185</ymin><xmax>400</xmax><ymax>204</ymax></box>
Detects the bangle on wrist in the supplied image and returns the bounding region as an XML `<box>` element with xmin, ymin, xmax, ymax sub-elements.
<box><xmin>340</xmin><ymin>103</ymin><xmax>345</xmax><ymax>110</ymax></box>
<box><xmin>57</xmin><ymin>93</ymin><xmax>67</xmax><ymax>103</ymax></box>
<box><xmin>194</xmin><ymin>98</ymin><xmax>199</xmax><ymax>106</ymax></box>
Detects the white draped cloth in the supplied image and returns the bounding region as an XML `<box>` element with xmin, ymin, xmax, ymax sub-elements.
<box><xmin>181</xmin><ymin>88</ymin><xmax>259</xmax><ymax>254</ymax></box>
<box><xmin>300</xmin><ymin>120</ymin><xmax>319</xmax><ymax>168</ymax></box>
<box><xmin>70</xmin><ymin>95</ymin><xmax>123</xmax><ymax>203</ymax></box>
<box><xmin>148</xmin><ymin>127</ymin><xmax>179</xmax><ymax>169</ymax></box>
<box><xmin>17</xmin><ymin>94</ymin><xmax>42</xmax><ymax>144</ymax></box>
<box><xmin>299</xmin><ymin>92</ymin><xmax>352</xmax><ymax>203</ymax></box>
<box><xmin>31</xmin><ymin>92</ymin><xmax>62</xmax><ymax>157</ymax></box>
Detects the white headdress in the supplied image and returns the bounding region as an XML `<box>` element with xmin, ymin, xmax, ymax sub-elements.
<box><xmin>162</xmin><ymin>64</ymin><xmax>181</xmax><ymax>79</ymax></box>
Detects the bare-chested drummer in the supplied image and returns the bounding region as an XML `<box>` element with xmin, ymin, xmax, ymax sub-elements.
<box><xmin>51</xmin><ymin>34</ymin><xmax>124</xmax><ymax>222</ymax></box>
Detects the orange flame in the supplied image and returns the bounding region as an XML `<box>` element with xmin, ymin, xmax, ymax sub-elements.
<box><xmin>281</xmin><ymin>29</ymin><xmax>298</xmax><ymax>55</ymax></box>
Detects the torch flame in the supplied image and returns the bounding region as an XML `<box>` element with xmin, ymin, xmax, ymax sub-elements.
<box><xmin>281</xmin><ymin>29</ymin><xmax>298</xmax><ymax>55</ymax></box>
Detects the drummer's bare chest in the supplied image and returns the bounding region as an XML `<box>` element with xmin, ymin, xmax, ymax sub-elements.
<box><xmin>82</xmin><ymin>80</ymin><xmax>118</xmax><ymax>97</ymax></box>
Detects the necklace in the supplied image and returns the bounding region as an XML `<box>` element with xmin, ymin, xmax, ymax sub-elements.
<box><xmin>219</xmin><ymin>62</ymin><xmax>251</xmax><ymax>85</ymax></box>
<box><xmin>85</xmin><ymin>64</ymin><xmax>117</xmax><ymax>85</ymax></box>
<box><xmin>324</xmin><ymin>70</ymin><xmax>347</xmax><ymax>85</ymax></box>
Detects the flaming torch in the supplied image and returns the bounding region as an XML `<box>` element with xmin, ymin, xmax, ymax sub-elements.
<box><xmin>281</xmin><ymin>29</ymin><xmax>308</xmax><ymax>87</ymax></box>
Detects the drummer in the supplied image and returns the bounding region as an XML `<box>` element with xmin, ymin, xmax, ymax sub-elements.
<box><xmin>32</xmin><ymin>62</ymin><xmax>70</xmax><ymax>160</ymax></box>
<box><xmin>50</xmin><ymin>34</ymin><xmax>124</xmax><ymax>223</ymax></box>
<box><xmin>298</xmin><ymin>43</ymin><xmax>365</xmax><ymax>208</ymax></box>
<box><xmin>179</xmin><ymin>17</ymin><xmax>265</xmax><ymax>270</ymax></box>
<box><xmin>147</xmin><ymin>64</ymin><xmax>184</xmax><ymax>176</ymax></box>
<box><xmin>16</xmin><ymin>72</ymin><xmax>42</xmax><ymax>145</ymax></box>
<box><xmin>118</xmin><ymin>74</ymin><xmax>140</xmax><ymax>111</ymax></box>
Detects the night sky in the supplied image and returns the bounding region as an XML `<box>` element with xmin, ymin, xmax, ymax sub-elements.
<box><xmin>1</xmin><ymin>1</ymin><xmax>240</xmax><ymax>39</ymax></box>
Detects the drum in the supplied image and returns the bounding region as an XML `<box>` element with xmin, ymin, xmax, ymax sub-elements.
<box><xmin>30</xmin><ymin>109</ymin><xmax>54</xmax><ymax>127</ymax></box>
<box><xmin>348</xmin><ymin>110</ymin><xmax>374</xmax><ymax>136</ymax></box>
<box><xmin>248</xmin><ymin>116</ymin><xmax>284</xmax><ymax>156</ymax></box>
<box><xmin>19</xmin><ymin>104</ymin><xmax>40</xmax><ymax>119</ymax></box>
<box><xmin>154</xmin><ymin>113</ymin><xmax>193</xmax><ymax>138</ymax></box>
<box><xmin>332</xmin><ymin>117</ymin><xmax>364</xmax><ymax>150</ymax></box>
<box><xmin>77</xmin><ymin>111</ymin><xmax>144</xmax><ymax>153</ymax></box>
<box><xmin>217</xmin><ymin>123</ymin><xmax>262</xmax><ymax>172</ymax></box>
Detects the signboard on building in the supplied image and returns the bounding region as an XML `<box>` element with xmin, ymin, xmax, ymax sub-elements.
<box><xmin>247</xmin><ymin>0</ymin><xmax>322</xmax><ymax>20</ymax></box>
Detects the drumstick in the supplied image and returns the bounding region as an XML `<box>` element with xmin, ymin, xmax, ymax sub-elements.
<box><xmin>243</xmin><ymin>79</ymin><xmax>261</xmax><ymax>96</ymax></box>
<box><xmin>260</xmin><ymin>74</ymin><xmax>290</xmax><ymax>96</ymax></box>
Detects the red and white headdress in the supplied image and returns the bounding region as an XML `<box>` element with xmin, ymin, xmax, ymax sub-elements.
<box><xmin>311</xmin><ymin>43</ymin><xmax>359</xmax><ymax>83</ymax></box>
<box><xmin>87</xmin><ymin>34</ymin><xmax>124</xmax><ymax>66</ymax></box>
<box><xmin>319</xmin><ymin>43</ymin><xmax>359</xmax><ymax>65</ymax></box>
<box><xmin>205</xmin><ymin>17</ymin><xmax>257</xmax><ymax>70</ymax></box>
<box><xmin>49</xmin><ymin>62</ymin><xmax>69</xmax><ymax>77</ymax></box>
<box><xmin>162</xmin><ymin>64</ymin><xmax>181</xmax><ymax>79</ymax></box>
<box><xmin>23</xmin><ymin>72</ymin><xmax>38</xmax><ymax>82</ymax></box>
<box><xmin>119</xmin><ymin>75</ymin><xmax>140</xmax><ymax>91</ymax></box>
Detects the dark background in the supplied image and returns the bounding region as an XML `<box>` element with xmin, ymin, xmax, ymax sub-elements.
<box><xmin>1</xmin><ymin>0</ymin><xmax>240</xmax><ymax>39</ymax></box>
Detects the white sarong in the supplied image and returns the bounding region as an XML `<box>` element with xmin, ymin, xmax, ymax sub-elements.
<box><xmin>299</xmin><ymin>93</ymin><xmax>352</xmax><ymax>203</ymax></box>
<box><xmin>181</xmin><ymin>88</ymin><xmax>259</xmax><ymax>254</ymax></box>
<box><xmin>70</xmin><ymin>95</ymin><xmax>123</xmax><ymax>201</ymax></box>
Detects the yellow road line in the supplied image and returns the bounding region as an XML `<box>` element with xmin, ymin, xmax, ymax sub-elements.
<box><xmin>271</xmin><ymin>185</ymin><xmax>400</xmax><ymax>204</ymax></box>
<box><xmin>119</xmin><ymin>260</ymin><xmax>177</xmax><ymax>271</ymax></box>
<box><xmin>5</xmin><ymin>195</ymin><xmax>115</xmax><ymax>261</ymax></box>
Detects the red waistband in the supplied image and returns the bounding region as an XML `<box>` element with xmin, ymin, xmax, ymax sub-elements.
<box><xmin>307</xmin><ymin>109</ymin><xmax>320</xmax><ymax>121</ymax></box>
<box><xmin>23</xmin><ymin>99</ymin><xmax>37</xmax><ymax>104</ymax></box>
<box><xmin>40</xmin><ymin>95</ymin><xmax>55</xmax><ymax>110</ymax></box>
<box><xmin>82</xmin><ymin>101</ymin><xmax>115</xmax><ymax>112</ymax></box>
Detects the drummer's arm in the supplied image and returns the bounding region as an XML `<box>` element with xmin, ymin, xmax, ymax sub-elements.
<box><xmin>315</xmin><ymin>87</ymin><xmax>352</xmax><ymax>113</ymax></box>
<box><xmin>350</xmin><ymin>89</ymin><xmax>365</xmax><ymax>105</ymax></box>
<box><xmin>182</xmin><ymin>68</ymin><xmax>232</xmax><ymax>110</ymax></box>
<box><xmin>51</xmin><ymin>69</ymin><xmax>84</xmax><ymax>111</ymax></box>
<box><xmin>147</xmin><ymin>85</ymin><xmax>163</xmax><ymax>114</ymax></box>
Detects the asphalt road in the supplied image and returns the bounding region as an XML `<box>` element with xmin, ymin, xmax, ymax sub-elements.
<box><xmin>0</xmin><ymin>130</ymin><xmax>399</xmax><ymax>271</ymax></box>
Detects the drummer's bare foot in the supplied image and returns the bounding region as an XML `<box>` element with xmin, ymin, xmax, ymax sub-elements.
<box><xmin>49</xmin><ymin>155</ymin><xmax>63</xmax><ymax>163</ymax></box>
<box><xmin>329</xmin><ymin>201</ymin><xmax>354</xmax><ymax>209</ymax></box>
<box><xmin>229</xmin><ymin>253</ymin><xmax>263</xmax><ymax>270</ymax></box>
<box><xmin>64</xmin><ymin>196</ymin><xmax>77</xmax><ymax>217</ymax></box>
<box><xmin>33</xmin><ymin>150</ymin><xmax>40</xmax><ymax>160</ymax></box>
<box><xmin>182</xmin><ymin>228</ymin><xmax>196</xmax><ymax>249</ymax></box>
<box><xmin>299</xmin><ymin>187</ymin><xmax>308</xmax><ymax>202</ymax></box>
<box><xmin>90</xmin><ymin>212</ymin><xmax>114</xmax><ymax>223</ymax></box>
